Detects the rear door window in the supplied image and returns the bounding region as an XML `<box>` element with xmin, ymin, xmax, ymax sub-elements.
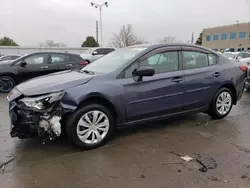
<box><xmin>183</xmin><ymin>51</ymin><xmax>209</xmax><ymax>70</ymax></box>
<box><xmin>70</xmin><ymin>54</ymin><xmax>83</xmax><ymax>60</ymax></box>
<box><xmin>243</xmin><ymin>53</ymin><xmax>250</xmax><ymax>58</ymax></box>
<box><xmin>50</xmin><ymin>54</ymin><xmax>69</xmax><ymax>63</ymax></box>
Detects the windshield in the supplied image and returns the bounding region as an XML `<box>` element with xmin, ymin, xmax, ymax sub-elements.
<box><xmin>224</xmin><ymin>53</ymin><xmax>237</xmax><ymax>59</ymax></box>
<box><xmin>82</xmin><ymin>48</ymin><xmax>95</xmax><ymax>54</ymax></box>
<box><xmin>81</xmin><ymin>47</ymin><xmax>147</xmax><ymax>74</ymax></box>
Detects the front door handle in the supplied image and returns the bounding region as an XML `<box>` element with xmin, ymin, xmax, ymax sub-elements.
<box><xmin>41</xmin><ymin>66</ymin><xmax>49</xmax><ymax>69</ymax></box>
<box><xmin>65</xmin><ymin>64</ymin><xmax>72</xmax><ymax>67</ymax></box>
<box><xmin>172</xmin><ymin>77</ymin><xmax>183</xmax><ymax>83</ymax></box>
<box><xmin>213</xmin><ymin>72</ymin><xmax>221</xmax><ymax>77</ymax></box>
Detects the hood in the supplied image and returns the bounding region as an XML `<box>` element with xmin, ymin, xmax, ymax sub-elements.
<box><xmin>15</xmin><ymin>70</ymin><xmax>94</xmax><ymax>96</ymax></box>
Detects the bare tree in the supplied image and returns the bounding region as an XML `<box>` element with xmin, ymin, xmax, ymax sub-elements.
<box><xmin>110</xmin><ymin>24</ymin><xmax>144</xmax><ymax>48</ymax></box>
<box><xmin>39</xmin><ymin>40</ymin><xmax>66</xmax><ymax>47</ymax></box>
<box><xmin>161</xmin><ymin>36</ymin><xmax>176</xmax><ymax>43</ymax></box>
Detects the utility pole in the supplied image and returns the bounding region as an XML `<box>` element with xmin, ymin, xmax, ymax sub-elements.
<box><xmin>91</xmin><ymin>2</ymin><xmax>108</xmax><ymax>47</ymax></box>
<box><xmin>96</xmin><ymin>20</ymin><xmax>99</xmax><ymax>44</ymax></box>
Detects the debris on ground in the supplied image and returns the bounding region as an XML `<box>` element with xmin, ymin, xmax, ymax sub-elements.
<box><xmin>241</xmin><ymin>175</ymin><xmax>248</xmax><ymax>179</ymax></box>
<box><xmin>169</xmin><ymin>151</ymin><xmax>181</xmax><ymax>157</ymax></box>
<box><xmin>208</xmin><ymin>176</ymin><xmax>218</xmax><ymax>181</ymax></box>
<box><xmin>160</xmin><ymin>162</ymin><xmax>184</xmax><ymax>166</ymax></box>
<box><xmin>140</xmin><ymin>174</ymin><xmax>145</xmax><ymax>179</ymax></box>
<box><xmin>231</xmin><ymin>144</ymin><xmax>250</xmax><ymax>153</ymax></box>
<box><xmin>244</xmin><ymin>164</ymin><xmax>250</xmax><ymax>168</ymax></box>
<box><xmin>204</xmin><ymin>121</ymin><xmax>208</xmax><ymax>127</ymax></box>
<box><xmin>196</xmin><ymin>156</ymin><xmax>217</xmax><ymax>172</ymax></box>
<box><xmin>169</xmin><ymin>152</ymin><xmax>193</xmax><ymax>162</ymax></box>
<box><xmin>0</xmin><ymin>155</ymin><xmax>15</xmax><ymax>172</ymax></box>
<box><xmin>180</xmin><ymin>155</ymin><xmax>193</xmax><ymax>162</ymax></box>
<box><xmin>177</xmin><ymin>169</ymin><xmax>182</xmax><ymax>173</ymax></box>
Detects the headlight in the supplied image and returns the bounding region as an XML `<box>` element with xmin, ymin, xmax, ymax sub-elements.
<box><xmin>20</xmin><ymin>92</ymin><xmax>64</xmax><ymax>111</ymax></box>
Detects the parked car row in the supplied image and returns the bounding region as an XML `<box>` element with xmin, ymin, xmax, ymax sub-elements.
<box><xmin>223</xmin><ymin>52</ymin><xmax>250</xmax><ymax>90</ymax></box>
<box><xmin>0</xmin><ymin>47</ymin><xmax>115</xmax><ymax>93</ymax></box>
<box><xmin>7</xmin><ymin>43</ymin><xmax>246</xmax><ymax>149</ymax></box>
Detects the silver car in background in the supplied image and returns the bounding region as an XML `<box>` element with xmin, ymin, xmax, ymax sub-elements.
<box><xmin>0</xmin><ymin>54</ymin><xmax>21</xmax><ymax>62</ymax></box>
<box><xmin>223</xmin><ymin>52</ymin><xmax>250</xmax><ymax>90</ymax></box>
<box><xmin>80</xmin><ymin>47</ymin><xmax>115</xmax><ymax>63</ymax></box>
<box><xmin>224</xmin><ymin>52</ymin><xmax>250</xmax><ymax>64</ymax></box>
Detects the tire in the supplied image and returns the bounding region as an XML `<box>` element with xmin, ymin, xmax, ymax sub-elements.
<box><xmin>0</xmin><ymin>76</ymin><xmax>16</xmax><ymax>93</ymax></box>
<box><xmin>66</xmin><ymin>103</ymin><xmax>115</xmax><ymax>149</ymax></box>
<box><xmin>208</xmin><ymin>87</ymin><xmax>233</xmax><ymax>119</ymax></box>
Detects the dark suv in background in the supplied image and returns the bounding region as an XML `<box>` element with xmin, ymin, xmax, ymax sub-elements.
<box><xmin>0</xmin><ymin>52</ymin><xmax>87</xmax><ymax>92</ymax></box>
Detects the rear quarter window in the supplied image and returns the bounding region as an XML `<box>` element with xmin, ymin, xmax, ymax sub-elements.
<box><xmin>70</xmin><ymin>54</ymin><xmax>83</xmax><ymax>60</ymax></box>
<box><xmin>218</xmin><ymin>54</ymin><xmax>233</xmax><ymax>64</ymax></box>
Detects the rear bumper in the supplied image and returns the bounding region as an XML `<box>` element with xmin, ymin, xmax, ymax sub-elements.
<box><xmin>245</xmin><ymin>67</ymin><xmax>250</xmax><ymax>89</ymax></box>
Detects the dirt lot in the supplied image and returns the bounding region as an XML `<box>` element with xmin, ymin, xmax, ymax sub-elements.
<box><xmin>1</xmin><ymin>92</ymin><xmax>250</xmax><ymax>188</ymax></box>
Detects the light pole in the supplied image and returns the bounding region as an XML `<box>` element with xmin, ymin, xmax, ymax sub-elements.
<box><xmin>91</xmin><ymin>1</ymin><xmax>108</xmax><ymax>47</ymax></box>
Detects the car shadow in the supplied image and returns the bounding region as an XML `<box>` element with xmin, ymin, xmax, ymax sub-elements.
<box><xmin>12</xmin><ymin>112</ymin><xmax>212</xmax><ymax>163</ymax></box>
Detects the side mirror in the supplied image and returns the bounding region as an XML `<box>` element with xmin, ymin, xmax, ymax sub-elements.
<box><xmin>20</xmin><ymin>62</ymin><xmax>27</xmax><ymax>67</ymax></box>
<box><xmin>92</xmin><ymin>51</ymin><xmax>98</xmax><ymax>55</ymax></box>
<box><xmin>134</xmin><ymin>66</ymin><xmax>155</xmax><ymax>77</ymax></box>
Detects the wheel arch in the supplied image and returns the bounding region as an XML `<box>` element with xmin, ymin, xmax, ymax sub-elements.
<box><xmin>0</xmin><ymin>73</ymin><xmax>17</xmax><ymax>83</ymax></box>
<box><xmin>217</xmin><ymin>83</ymin><xmax>237</xmax><ymax>105</ymax></box>
<box><xmin>78</xmin><ymin>93</ymin><xmax>119</xmax><ymax>122</ymax></box>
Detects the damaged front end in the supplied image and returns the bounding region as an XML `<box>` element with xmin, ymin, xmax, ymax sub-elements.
<box><xmin>9</xmin><ymin>91</ymin><xmax>71</xmax><ymax>141</ymax></box>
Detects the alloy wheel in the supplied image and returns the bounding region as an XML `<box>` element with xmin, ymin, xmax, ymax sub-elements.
<box><xmin>0</xmin><ymin>77</ymin><xmax>14</xmax><ymax>93</ymax></box>
<box><xmin>76</xmin><ymin>110</ymin><xmax>110</xmax><ymax>144</ymax></box>
<box><xmin>216</xmin><ymin>91</ymin><xmax>232</xmax><ymax>115</ymax></box>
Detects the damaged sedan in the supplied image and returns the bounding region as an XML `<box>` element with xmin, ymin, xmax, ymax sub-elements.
<box><xmin>8</xmin><ymin>43</ymin><xmax>246</xmax><ymax>149</ymax></box>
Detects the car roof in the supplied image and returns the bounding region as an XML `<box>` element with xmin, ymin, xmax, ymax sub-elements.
<box><xmin>127</xmin><ymin>43</ymin><xmax>216</xmax><ymax>53</ymax></box>
<box><xmin>24</xmin><ymin>52</ymin><xmax>80</xmax><ymax>56</ymax></box>
<box><xmin>1</xmin><ymin>54</ymin><xmax>21</xmax><ymax>57</ymax></box>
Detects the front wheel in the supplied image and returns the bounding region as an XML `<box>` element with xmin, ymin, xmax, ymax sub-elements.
<box><xmin>66</xmin><ymin>104</ymin><xmax>115</xmax><ymax>149</ymax></box>
<box><xmin>208</xmin><ymin>88</ymin><xmax>233</xmax><ymax>119</ymax></box>
<box><xmin>0</xmin><ymin>76</ymin><xmax>15</xmax><ymax>93</ymax></box>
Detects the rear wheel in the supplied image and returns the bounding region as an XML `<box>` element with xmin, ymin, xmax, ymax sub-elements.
<box><xmin>0</xmin><ymin>76</ymin><xmax>15</xmax><ymax>93</ymax></box>
<box><xmin>66</xmin><ymin>104</ymin><xmax>115</xmax><ymax>149</ymax></box>
<box><xmin>208</xmin><ymin>88</ymin><xmax>233</xmax><ymax>119</ymax></box>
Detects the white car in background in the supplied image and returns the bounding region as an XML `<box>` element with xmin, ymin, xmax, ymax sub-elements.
<box><xmin>223</xmin><ymin>52</ymin><xmax>250</xmax><ymax>90</ymax></box>
<box><xmin>223</xmin><ymin>52</ymin><xmax>250</xmax><ymax>64</ymax></box>
<box><xmin>80</xmin><ymin>47</ymin><xmax>115</xmax><ymax>63</ymax></box>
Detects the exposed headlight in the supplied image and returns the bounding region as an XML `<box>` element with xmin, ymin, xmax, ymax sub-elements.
<box><xmin>20</xmin><ymin>92</ymin><xmax>64</xmax><ymax>111</ymax></box>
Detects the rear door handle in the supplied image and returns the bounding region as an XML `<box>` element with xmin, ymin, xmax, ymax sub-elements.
<box><xmin>41</xmin><ymin>66</ymin><xmax>48</xmax><ymax>69</ymax></box>
<box><xmin>172</xmin><ymin>77</ymin><xmax>183</xmax><ymax>83</ymax></box>
<box><xmin>213</xmin><ymin>72</ymin><xmax>221</xmax><ymax>77</ymax></box>
<box><xmin>65</xmin><ymin>64</ymin><xmax>72</xmax><ymax>67</ymax></box>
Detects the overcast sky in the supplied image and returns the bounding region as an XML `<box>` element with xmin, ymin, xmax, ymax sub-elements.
<box><xmin>1</xmin><ymin>0</ymin><xmax>250</xmax><ymax>47</ymax></box>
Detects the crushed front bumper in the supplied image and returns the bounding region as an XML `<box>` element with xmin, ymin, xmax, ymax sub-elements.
<box><xmin>9</xmin><ymin>100</ymin><xmax>65</xmax><ymax>139</ymax></box>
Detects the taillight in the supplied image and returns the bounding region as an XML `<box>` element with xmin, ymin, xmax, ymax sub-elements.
<box><xmin>239</xmin><ymin>65</ymin><xmax>247</xmax><ymax>72</ymax></box>
<box><xmin>79</xmin><ymin>61</ymin><xmax>88</xmax><ymax>65</ymax></box>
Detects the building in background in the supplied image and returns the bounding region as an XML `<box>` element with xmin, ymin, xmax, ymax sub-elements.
<box><xmin>202</xmin><ymin>22</ymin><xmax>250</xmax><ymax>52</ymax></box>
